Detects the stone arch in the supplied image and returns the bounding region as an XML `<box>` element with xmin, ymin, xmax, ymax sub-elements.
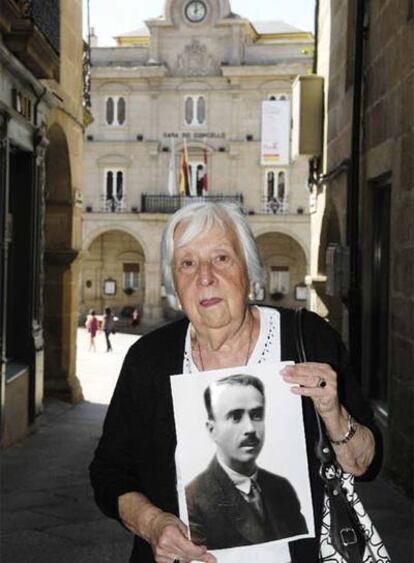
<box><xmin>44</xmin><ymin>123</ymin><xmax>82</xmax><ymax>402</ymax></box>
<box><xmin>256</xmin><ymin>231</ymin><xmax>308</xmax><ymax>308</ymax></box>
<box><xmin>45</xmin><ymin>123</ymin><xmax>72</xmax><ymax>247</ymax></box>
<box><xmin>82</xmin><ymin>225</ymin><xmax>150</xmax><ymax>258</ymax></box>
<box><xmin>253</xmin><ymin>225</ymin><xmax>310</xmax><ymax>266</ymax></box>
<box><xmin>79</xmin><ymin>229</ymin><xmax>147</xmax><ymax>321</ymax></box>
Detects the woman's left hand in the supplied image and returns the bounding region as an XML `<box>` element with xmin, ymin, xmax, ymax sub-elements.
<box><xmin>280</xmin><ymin>362</ymin><xmax>340</xmax><ymax>419</ymax></box>
<box><xmin>280</xmin><ymin>362</ymin><xmax>375</xmax><ymax>476</ymax></box>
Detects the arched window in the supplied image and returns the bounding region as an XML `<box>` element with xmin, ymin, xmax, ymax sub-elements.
<box><xmin>117</xmin><ymin>97</ymin><xmax>126</xmax><ymax>125</ymax></box>
<box><xmin>106</xmin><ymin>170</ymin><xmax>113</xmax><ymax>199</ymax></box>
<box><xmin>197</xmin><ymin>96</ymin><xmax>206</xmax><ymax>124</ymax></box>
<box><xmin>185</xmin><ymin>97</ymin><xmax>194</xmax><ymax>125</ymax></box>
<box><xmin>105</xmin><ymin>96</ymin><xmax>127</xmax><ymax>126</ymax></box>
<box><xmin>267</xmin><ymin>171</ymin><xmax>275</xmax><ymax>200</ymax></box>
<box><xmin>267</xmin><ymin>94</ymin><xmax>289</xmax><ymax>101</ymax></box>
<box><xmin>277</xmin><ymin>171</ymin><xmax>286</xmax><ymax>201</ymax></box>
<box><xmin>184</xmin><ymin>95</ymin><xmax>206</xmax><ymax>126</ymax></box>
<box><xmin>106</xmin><ymin>97</ymin><xmax>114</xmax><ymax>125</ymax></box>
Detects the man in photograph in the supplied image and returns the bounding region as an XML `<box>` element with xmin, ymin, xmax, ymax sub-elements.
<box><xmin>185</xmin><ymin>374</ymin><xmax>308</xmax><ymax>550</ymax></box>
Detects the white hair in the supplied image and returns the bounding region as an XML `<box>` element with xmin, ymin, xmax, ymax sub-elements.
<box><xmin>161</xmin><ymin>202</ymin><xmax>264</xmax><ymax>294</ymax></box>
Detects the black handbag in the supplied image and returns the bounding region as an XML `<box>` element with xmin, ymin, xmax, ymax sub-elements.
<box><xmin>294</xmin><ymin>308</ymin><xmax>367</xmax><ymax>563</ymax></box>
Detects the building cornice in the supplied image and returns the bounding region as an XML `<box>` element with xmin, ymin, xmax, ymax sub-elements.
<box><xmin>91</xmin><ymin>66</ymin><xmax>168</xmax><ymax>80</ymax></box>
<box><xmin>221</xmin><ymin>63</ymin><xmax>312</xmax><ymax>78</ymax></box>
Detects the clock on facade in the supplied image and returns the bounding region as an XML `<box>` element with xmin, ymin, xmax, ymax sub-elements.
<box><xmin>185</xmin><ymin>0</ymin><xmax>207</xmax><ymax>23</ymax></box>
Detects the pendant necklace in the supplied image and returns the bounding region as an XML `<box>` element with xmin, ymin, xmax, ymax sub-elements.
<box><xmin>196</xmin><ymin>311</ymin><xmax>254</xmax><ymax>371</ymax></box>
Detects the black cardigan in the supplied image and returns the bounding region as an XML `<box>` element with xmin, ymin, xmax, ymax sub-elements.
<box><xmin>89</xmin><ymin>307</ymin><xmax>382</xmax><ymax>563</ymax></box>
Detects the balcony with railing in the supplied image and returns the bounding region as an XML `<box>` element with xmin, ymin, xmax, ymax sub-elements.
<box><xmin>141</xmin><ymin>193</ymin><xmax>244</xmax><ymax>214</ymax></box>
<box><xmin>83</xmin><ymin>193</ymin><xmax>303</xmax><ymax>217</ymax></box>
<box><xmin>261</xmin><ymin>197</ymin><xmax>290</xmax><ymax>215</ymax></box>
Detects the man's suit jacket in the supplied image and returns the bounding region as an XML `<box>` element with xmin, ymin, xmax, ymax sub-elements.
<box><xmin>185</xmin><ymin>457</ymin><xmax>308</xmax><ymax>550</ymax></box>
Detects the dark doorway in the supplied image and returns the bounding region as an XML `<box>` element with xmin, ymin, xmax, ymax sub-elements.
<box><xmin>370</xmin><ymin>179</ymin><xmax>391</xmax><ymax>409</ymax></box>
<box><xmin>6</xmin><ymin>147</ymin><xmax>33</xmax><ymax>365</ymax></box>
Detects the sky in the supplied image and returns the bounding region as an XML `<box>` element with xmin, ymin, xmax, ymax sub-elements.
<box><xmin>83</xmin><ymin>0</ymin><xmax>315</xmax><ymax>46</ymax></box>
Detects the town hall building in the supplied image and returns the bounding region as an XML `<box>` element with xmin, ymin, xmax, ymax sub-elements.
<box><xmin>81</xmin><ymin>0</ymin><xmax>317</xmax><ymax>321</ymax></box>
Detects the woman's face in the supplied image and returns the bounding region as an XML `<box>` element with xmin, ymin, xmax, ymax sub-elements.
<box><xmin>172</xmin><ymin>221</ymin><xmax>250</xmax><ymax>332</ymax></box>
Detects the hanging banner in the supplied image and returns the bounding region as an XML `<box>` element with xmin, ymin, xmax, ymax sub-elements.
<box><xmin>261</xmin><ymin>100</ymin><xmax>290</xmax><ymax>166</ymax></box>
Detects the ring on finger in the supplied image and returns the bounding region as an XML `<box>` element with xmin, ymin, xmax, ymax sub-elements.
<box><xmin>317</xmin><ymin>376</ymin><xmax>327</xmax><ymax>388</ymax></box>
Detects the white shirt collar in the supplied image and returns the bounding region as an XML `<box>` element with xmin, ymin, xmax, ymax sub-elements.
<box><xmin>216</xmin><ymin>454</ymin><xmax>258</xmax><ymax>495</ymax></box>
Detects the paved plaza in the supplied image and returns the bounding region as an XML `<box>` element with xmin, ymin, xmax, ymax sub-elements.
<box><xmin>1</xmin><ymin>330</ymin><xmax>413</xmax><ymax>562</ymax></box>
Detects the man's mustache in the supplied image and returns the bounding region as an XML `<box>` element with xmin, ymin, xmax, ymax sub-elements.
<box><xmin>239</xmin><ymin>437</ymin><xmax>260</xmax><ymax>448</ymax></box>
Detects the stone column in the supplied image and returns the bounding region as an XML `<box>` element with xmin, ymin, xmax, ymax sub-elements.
<box><xmin>43</xmin><ymin>249</ymin><xmax>83</xmax><ymax>403</ymax></box>
<box><xmin>143</xmin><ymin>261</ymin><xmax>163</xmax><ymax>321</ymax></box>
<box><xmin>0</xmin><ymin>111</ymin><xmax>10</xmax><ymax>434</ymax></box>
<box><xmin>30</xmin><ymin>125</ymin><xmax>49</xmax><ymax>419</ymax></box>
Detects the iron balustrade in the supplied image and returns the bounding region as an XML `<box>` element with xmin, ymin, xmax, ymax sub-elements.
<box><xmin>141</xmin><ymin>194</ymin><xmax>243</xmax><ymax>214</ymax></box>
<box><xmin>262</xmin><ymin>197</ymin><xmax>289</xmax><ymax>215</ymax></box>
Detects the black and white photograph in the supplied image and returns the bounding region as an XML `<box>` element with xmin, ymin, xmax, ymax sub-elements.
<box><xmin>171</xmin><ymin>361</ymin><xmax>314</xmax><ymax>562</ymax></box>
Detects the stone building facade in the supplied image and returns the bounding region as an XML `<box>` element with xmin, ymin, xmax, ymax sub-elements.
<box><xmin>312</xmin><ymin>0</ymin><xmax>413</xmax><ymax>497</ymax></box>
<box><xmin>0</xmin><ymin>0</ymin><xmax>84</xmax><ymax>447</ymax></box>
<box><xmin>81</xmin><ymin>0</ymin><xmax>315</xmax><ymax>322</ymax></box>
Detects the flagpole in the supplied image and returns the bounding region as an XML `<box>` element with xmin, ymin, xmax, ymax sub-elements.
<box><xmin>183</xmin><ymin>137</ymin><xmax>190</xmax><ymax>196</ymax></box>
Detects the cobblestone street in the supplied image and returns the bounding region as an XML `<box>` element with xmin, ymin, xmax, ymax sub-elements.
<box><xmin>1</xmin><ymin>330</ymin><xmax>413</xmax><ymax>562</ymax></box>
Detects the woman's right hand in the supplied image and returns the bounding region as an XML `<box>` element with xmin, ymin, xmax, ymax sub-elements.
<box><xmin>118</xmin><ymin>492</ymin><xmax>216</xmax><ymax>563</ymax></box>
<box><xmin>148</xmin><ymin>511</ymin><xmax>216</xmax><ymax>563</ymax></box>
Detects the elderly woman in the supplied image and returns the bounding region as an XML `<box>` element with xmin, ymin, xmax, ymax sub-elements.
<box><xmin>89</xmin><ymin>202</ymin><xmax>381</xmax><ymax>563</ymax></box>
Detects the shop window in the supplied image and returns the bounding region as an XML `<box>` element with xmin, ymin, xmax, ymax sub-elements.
<box><xmin>184</xmin><ymin>95</ymin><xmax>206</xmax><ymax>126</ymax></box>
<box><xmin>105</xmin><ymin>96</ymin><xmax>126</xmax><ymax>126</ymax></box>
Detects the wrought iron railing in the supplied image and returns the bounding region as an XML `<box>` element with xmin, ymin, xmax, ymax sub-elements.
<box><xmin>141</xmin><ymin>194</ymin><xmax>244</xmax><ymax>214</ymax></box>
<box><xmin>261</xmin><ymin>197</ymin><xmax>289</xmax><ymax>215</ymax></box>
<box><xmin>100</xmin><ymin>194</ymin><xmax>127</xmax><ymax>213</ymax></box>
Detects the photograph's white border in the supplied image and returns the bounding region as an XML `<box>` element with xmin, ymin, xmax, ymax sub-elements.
<box><xmin>171</xmin><ymin>361</ymin><xmax>315</xmax><ymax>562</ymax></box>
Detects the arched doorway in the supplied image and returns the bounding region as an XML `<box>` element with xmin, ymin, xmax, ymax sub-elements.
<box><xmin>256</xmin><ymin>232</ymin><xmax>308</xmax><ymax>308</ymax></box>
<box><xmin>44</xmin><ymin>123</ymin><xmax>82</xmax><ymax>402</ymax></box>
<box><xmin>80</xmin><ymin>230</ymin><xmax>146</xmax><ymax>324</ymax></box>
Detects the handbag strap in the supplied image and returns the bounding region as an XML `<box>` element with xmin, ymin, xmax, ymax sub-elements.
<box><xmin>294</xmin><ymin>309</ymin><xmax>367</xmax><ymax>563</ymax></box>
<box><xmin>294</xmin><ymin>309</ymin><xmax>337</xmax><ymax>470</ymax></box>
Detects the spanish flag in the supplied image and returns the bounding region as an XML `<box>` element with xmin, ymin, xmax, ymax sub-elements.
<box><xmin>179</xmin><ymin>139</ymin><xmax>190</xmax><ymax>196</ymax></box>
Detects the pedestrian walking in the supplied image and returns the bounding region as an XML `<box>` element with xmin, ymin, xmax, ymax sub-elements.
<box><xmin>103</xmin><ymin>307</ymin><xmax>115</xmax><ymax>352</ymax></box>
<box><xmin>85</xmin><ymin>309</ymin><xmax>98</xmax><ymax>352</ymax></box>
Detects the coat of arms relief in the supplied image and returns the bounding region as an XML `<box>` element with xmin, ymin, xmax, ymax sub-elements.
<box><xmin>175</xmin><ymin>39</ymin><xmax>219</xmax><ymax>76</ymax></box>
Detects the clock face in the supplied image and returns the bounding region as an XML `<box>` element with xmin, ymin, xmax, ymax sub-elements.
<box><xmin>185</xmin><ymin>0</ymin><xmax>207</xmax><ymax>23</ymax></box>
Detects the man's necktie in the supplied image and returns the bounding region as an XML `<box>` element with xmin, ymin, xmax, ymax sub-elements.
<box><xmin>244</xmin><ymin>478</ymin><xmax>265</xmax><ymax>520</ymax></box>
